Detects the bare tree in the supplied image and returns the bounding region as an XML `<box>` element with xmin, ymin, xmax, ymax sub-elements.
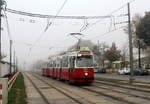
<box><xmin>103</xmin><ymin>43</ymin><xmax>121</xmax><ymax>63</ymax></box>
<box><xmin>124</xmin><ymin>14</ymin><xmax>142</xmax><ymax>48</ymax></box>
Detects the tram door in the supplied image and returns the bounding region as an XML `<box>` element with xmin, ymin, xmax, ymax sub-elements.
<box><xmin>69</xmin><ymin>56</ymin><xmax>75</xmax><ymax>80</ymax></box>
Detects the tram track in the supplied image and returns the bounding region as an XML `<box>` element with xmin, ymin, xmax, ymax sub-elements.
<box><xmin>95</xmin><ymin>80</ymin><xmax>150</xmax><ymax>93</ymax></box>
<box><xmin>80</xmin><ymin>86</ymin><xmax>137</xmax><ymax>104</ymax></box>
<box><xmin>24</xmin><ymin>73</ymin><xmax>50</xmax><ymax>104</ymax></box>
<box><xmin>95</xmin><ymin>79</ymin><xmax>150</xmax><ymax>89</ymax></box>
<box><xmin>36</xmin><ymin>73</ymin><xmax>140</xmax><ymax>104</ymax></box>
<box><xmin>33</xmin><ymin>73</ymin><xmax>150</xmax><ymax>104</ymax></box>
<box><xmin>34</xmin><ymin>73</ymin><xmax>127</xmax><ymax>104</ymax></box>
<box><xmin>80</xmin><ymin>84</ymin><xmax>150</xmax><ymax>104</ymax></box>
<box><xmin>93</xmin><ymin>83</ymin><xmax>150</xmax><ymax>101</ymax></box>
<box><xmin>30</xmin><ymin>73</ymin><xmax>93</xmax><ymax>104</ymax></box>
<box><xmin>77</xmin><ymin>80</ymin><xmax>150</xmax><ymax>104</ymax></box>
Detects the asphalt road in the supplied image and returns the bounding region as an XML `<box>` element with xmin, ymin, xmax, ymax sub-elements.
<box><xmin>95</xmin><ymin>73</ymin><xmax>150</xmax><ymax>83</ymax></box>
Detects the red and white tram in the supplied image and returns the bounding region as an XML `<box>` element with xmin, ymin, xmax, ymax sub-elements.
<box><xmin>42</xmin><ymin>47</ymin><xmax>94</xmax><ymax>84</ymax></box>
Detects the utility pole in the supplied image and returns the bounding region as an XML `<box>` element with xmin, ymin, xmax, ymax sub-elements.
<box><xmin>0</xmin><ymin>0</ymin><xmax>3</xmax><ymax>75</ymax></box>
<box><xmin>13</xmin><ymin>50</ymin><xmax>15</xmax><ymax>73</ymax></box>
<box><xmin>138</xmin><ymin>40</ymin><xmax>141</xmax><ymax>68</ymax></box>
<box><xmin>127</xmin><ymin>3</ymin><xmax>134</xmax><ymax>83</ymax></box>
<box><xmin>10</xmin><ymin>40</ymin><xmax>12</xmax><ymax>75</ymax></box>
<box><xmin>16</xmin><ymin>57</ymin><xmax>18</xmax><ymax>72</ymax></box>
<box><xmin>97</xmin><ymin>41</ymin><xmax>101</xmax><ymax>68</ymax></box>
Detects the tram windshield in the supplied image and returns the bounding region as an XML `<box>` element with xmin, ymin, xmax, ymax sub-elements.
<box><xmin>76</xmin><ymin>55</ymin><xmax>93</xmax><ymax>67</ymax></box>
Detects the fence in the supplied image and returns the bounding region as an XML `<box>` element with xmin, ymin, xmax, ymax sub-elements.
<box><xmin>0</xmin><ymin>78</ymin><xmax>8</xmax><ymax>104</ymax></box>
<box><xmin>0</xmin><ymin>72</ymin><xmax>19</xmax><ymax>104</ymax></box>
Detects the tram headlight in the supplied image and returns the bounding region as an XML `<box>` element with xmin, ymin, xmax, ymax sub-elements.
<box><xmin>85</xmin><ymin>72</ymin><xmax>88</xmax><ymax>76</ymax></box>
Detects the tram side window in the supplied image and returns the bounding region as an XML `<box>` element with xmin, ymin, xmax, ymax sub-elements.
<box><xmin>62</xmin><ymin>57</ymin><xmax>68</xmax><ymax>67</ymax></box>
<box><xmin>56</xmin><ymin>63</ymin><xmax>58</xmax><ymax>68</ymax></box>
<box><xmin>56</xmin><ymin>60</ymin><xmax>61</xmax><ymax>68</ymax></box>
<box><xmin>57</xmin><ymin>60</ymin><xmax>61</xmax><ymax>67</ymax></box>
<box><xmin>52</xmin><ymin>61</ymin><xmax>54</xmax><ymax>67</ymax></box>
<box><xmin>48</xmin><ymin>62</ymin><xmax>52</xmax><ymax>67</ymax></box>
<box><xmin>53</xmin><ymin>62</ymin><xmax>56</xmax><ymax>68</ymax></box>
<box><xmin>47</xmin><ymin>62</ymin><xmax>49</xmax><ymax>67</ymax></box>
<box><xmin>50</xmin><ymin>62</ymin><xmax>53</xmax><ymax>67</ymax></box>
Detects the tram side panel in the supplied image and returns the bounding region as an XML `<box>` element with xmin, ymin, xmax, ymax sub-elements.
<box><xmin>61</xmin><ymin>68</ymin><xmax>69</xmax><ymax>81</ymax></box>
<box><xmin>58</xmin><ymin>68</ymin><xmax>62</xmax><ymax>80</ymax></box>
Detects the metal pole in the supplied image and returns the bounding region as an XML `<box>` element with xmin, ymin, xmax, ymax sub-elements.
<box><xmin>138</xmin><ymin>40</ymin><xmax>141</xmax><ymax>68</ymax></box>
<box><xmin>128</xmin><ymin>3</ymin><xmax>134</xmax><ymax>83</ymax></box>
<box><xmin>10</xmin><ymin>40</ymin><xmax>12</xmax><ymax>75</ymax></box>
<box><xmin>13</xmin><ymin>50</ymin><xmax>15</xmax><ymax>73</ymax></box>
<box><xmin>16</xmin><ymin>57</ymin><xmax>18</xmax><ymax>72</ymax></box>
<box><xmin>0</xmin><ymin>0</ymin><xmax>2</xmax><ymax>75</ymax></box>
<box><xmin>97</xmin><ymin>41</ymin><xmax>101</xmax><ymax>67</ymax></box>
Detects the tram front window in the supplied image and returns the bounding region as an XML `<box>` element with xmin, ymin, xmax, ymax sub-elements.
<box><xmin>76</xmin><ymin>55</ymin><xmax>93</xmax><ymax>67</ymax></box>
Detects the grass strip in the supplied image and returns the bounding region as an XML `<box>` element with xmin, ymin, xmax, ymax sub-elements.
<box><xmin>95</xmin><ymin>77</ymin><xmax>124</xmax><ymax>83</ymax></box>
<box><xmin>95</xmin><ymin>77</ymin><xmax>150</xmax><ymax>86</ymax></box>
<box><xmin>8</xmin><ymin>72</ymin><xmax>27</xmax><ymax>104</ymax></box>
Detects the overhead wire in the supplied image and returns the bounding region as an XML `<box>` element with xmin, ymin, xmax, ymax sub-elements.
<box><xmin>6</xmin><ymin>8</ymin><xmax>111</xmax><ymax>19</ymax></box>
<box><xmin>84</xmin><ymin>0</ymin><xmax>136</xmax><ymax>42</ymax></box>
<box><xmin>80</xmin><ymin>19</ymin><xmax>89</xmax><ymax>32</ymax></box>
<box><xmin>4</xmin><ymin>1</ymin><xmax>119</xmax><ymax>56</ymax></box>
<box><xmin>81</xmin><ymin>0</ymin><xmax>136</xmax><ymax>32</ymax></box>
<box><xmin>89</xmin><ymin>26</ymin><xmax>126</xmax><ymax>40</ymax></box>
<box><xmin>3</xmin><ymin>0</ymin><xmax>136</xmax><ymax>61</ymax></box>
<box><xmin>33</xmin><ymin>0</ymin><xmax>135</xmax><ymax>52</ymax></box>
<box><xmin>44</xmin><ymin>0</ymin><xmax>68</xmax><ymax>32</ymax></box>
<box><xmin>13</xmin><ymin>40</ymin><xmax>67</xmax><ymax>49</ymax></box>
<box><xmin>27</xmin><ymin>0</ymin><xmax>69</xmax><ymax>57</ymax></box>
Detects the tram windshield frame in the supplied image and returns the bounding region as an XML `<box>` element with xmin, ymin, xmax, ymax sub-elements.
<box><xmin>76</xmin><ymin>55</ymin><xmax>93</xmax><ymax>67</ymax></box>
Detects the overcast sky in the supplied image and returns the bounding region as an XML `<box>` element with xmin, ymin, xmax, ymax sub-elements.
<box><xmin>2</xmin><ymin>0</ymin><xmax>150</xmax><ymax>69</ymax></box>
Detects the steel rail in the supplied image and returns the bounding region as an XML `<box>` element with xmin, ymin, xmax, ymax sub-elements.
<box><xmin>32</xmin><ymin>73</ymin><xmax>85</xmax><ymax>104</ymax></box>
<box><xmin>95</xmin><ymin>80</ymin><xmax>150</xmax><ymax>89</ymax></box>
<box><xmin>95</xmin><ymin>80</ymin><xmax>150</xmax><ymax>93</ymax></box>
<box><xmin>93</xmin><ymin>84</ymin><xmax>150</xmax><ymax>101</ymax></box>
<box><xmin>80</xmin><ymin>86</ymin><xmax>137</xmax><ymax>104</ymax></box>
<box><xmin>24</xmin><ymin>73</ymin><xmax>50</xmax><ymax>104</ymax></box>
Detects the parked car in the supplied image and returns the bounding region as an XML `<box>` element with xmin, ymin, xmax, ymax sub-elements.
<box><xmin>132</xmin><ymin>68</ymin><xmax>149</xmax><ymax>75</ymax></box>
<box><xmin>118</xmin><ymin>67</ymin><xmax>130</xmax><ymax>75</ymax></box>
<box><xmin>118</xmin><ymin>67</ymin><xmax>149</xmax><ymax>75</ymax></box>
<box><xmin>98</xmin><ymin>68</ymin><xmax>106</xmax><ymax>73</ymax></box>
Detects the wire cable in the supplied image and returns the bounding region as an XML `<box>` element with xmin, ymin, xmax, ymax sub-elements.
<box><xmin>44</xmin><ymin>0</ymin><xmax>68</xmax><ymax>32</ymax></box>
<box><xmin>81</xmin><ymin>0</ymin><xmax>136</xmax><ymax>32</ymax></box>
<box><xmin>6</xmin><ymin>8</ymin><xmax>111</xmax><ymax>19</ymax></box>
<box><xmin>27</xmin><ymin>0</ymin><xmax>69</xmax><ymax>57</ymax></box>
<box><xmin>89</xmin><ymin>26</ymin><xmax>126</xmax><ymax>40</ymax></box>
<box><xmin>13</xmin><ymin>40</ymin><xmax>67</xmax><ymax>49</ymax></box>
